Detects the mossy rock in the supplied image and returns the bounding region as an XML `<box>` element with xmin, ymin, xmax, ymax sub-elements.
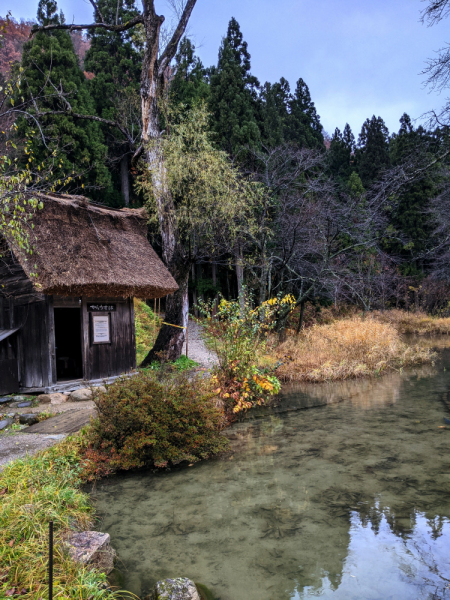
<box><xmin>152</xmin><ymin>578</ymin><xmax>200</xmax><ymax>600</ymax></box>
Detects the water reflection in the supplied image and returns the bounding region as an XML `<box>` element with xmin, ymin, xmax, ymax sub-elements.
<box><xmin>93</xmin><ymin>347</ymin><xmax>450</xmax><ymax>600</ymax></box>
<box><xmin>297</xmin><ymin>510</ymin><xmax>450</xmax><ymax>600</ymax></box>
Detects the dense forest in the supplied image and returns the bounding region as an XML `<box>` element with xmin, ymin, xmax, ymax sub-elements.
<box><xmin>2</xmin><ymin>0</ymin><xmax>450</xmax><ymax>341</ymax></box>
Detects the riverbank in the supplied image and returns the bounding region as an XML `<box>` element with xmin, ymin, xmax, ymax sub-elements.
<box><xmin>273</xmin><ymin>313</ymin><xmax>438</xmax><ymax>383</ymax></box>
<box><xmin>0</xmin><ymin>433</ymin><xmax>116</xmax><ymax>600</ymax></box>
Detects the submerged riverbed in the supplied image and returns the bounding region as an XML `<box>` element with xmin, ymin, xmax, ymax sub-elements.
<box><xmin>92</xmin><ymin>346</ymin><xmax>450</xmax><ymax>600</ymax></box>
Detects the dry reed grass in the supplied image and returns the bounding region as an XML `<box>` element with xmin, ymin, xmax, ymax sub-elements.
<box><xmin>373</xmin><ymin>309</ymin><xmax>450</xmax><ymax>335</ymax></box>
<box><xmin>274</xmin><ymin>316</ymin><xmax>434</xmax><ymax>383</ymax></box>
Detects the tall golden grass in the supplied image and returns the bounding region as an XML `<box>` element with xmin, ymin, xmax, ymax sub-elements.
<box><xmin>274</xmin><ymin>316</ymin><xmax>435</xmax><ymax>383</ymax></box>
<box><xmin>373</xmin><ymin>309</ymin><xmax>450</xmax><ymax>335</ymax></box>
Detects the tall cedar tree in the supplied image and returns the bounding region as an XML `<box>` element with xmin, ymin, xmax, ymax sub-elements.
<box><xmin>355</xmin><ymin>115</ymin><xmax>390</xmax><ymax>187</ymax></box>
<box><xmin>19</xmin><ymin>0</ymin><xmax>111</xmax><ymax>195</ymax></box>
<box><xmin>388</xmin><ymin>113</ymin><xmax>436</xmax><ymax>273</ymax></box>
<box><xmin>286</xmin><ymin>78</ymin><xmax>324</xmax><ymax>149</ymax></box>
<box><xmin>259</xmin><ymin>77</ymin><xmax>291</xmax><ymax>147</ymax></box>
<box><xmin>327</xmin><ymin>123</ymin><xmax>355</xmax><ymax>182</ymax></box>
<box><xmin>170</xmin><ymin>37</ymin><xmax>209</xmax><ymax>109</ymax></box>
<box><xmin>83</xmin><ymin>0</ymin><xmax>142</xmax><ymax>206</ymax></box>
<box><xmin>209</xmin><ymin>17</ymin><xmax>260</xmax><ymax>158</ymax></box>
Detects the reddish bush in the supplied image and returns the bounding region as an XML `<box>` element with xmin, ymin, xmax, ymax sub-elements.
<box><xmin>81</xmin><ymin>371</ymin><xmax>228</xmax><ymax>479</ymax></box>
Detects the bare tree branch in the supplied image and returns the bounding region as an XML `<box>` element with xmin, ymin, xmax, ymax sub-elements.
<box><xmin>30</xmin><ymin>14</ymin><xmax>143</xmax><ymax>36</ymax></box>
<box><xmin>158</xmin><ymin>0</ymin><xmax>197</xmax><ymax>76</ymax></box>
<box><xmin>88</xmin><ymin>0</ymin><xmax>106</xmax><ymax>24</ymax></box>
<box><xmin>421</xmin><ymin>0</ymin><xmax>450</xmax><ymax>25</ymax></box>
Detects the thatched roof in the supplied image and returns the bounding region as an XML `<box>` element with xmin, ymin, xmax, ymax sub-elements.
<box><xmin>10</xmin><ymin>194</ymin><xmax>178</xmax><ymax>299</ymax></box>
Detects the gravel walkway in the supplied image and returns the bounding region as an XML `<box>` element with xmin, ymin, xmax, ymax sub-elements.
<box><xmin>182</xmin><ymin>318</ymin><xmax>218</xmax><ymax>368</ymax></box>
<box><xmin>0</xmin><ymin>433</ymin><xmax>67</xmax><ymax>470</ymax></box>
<box><xmin>14</xmin><ymin>400</ymin><xmax>96</xmax><ymax>415</ymax></box>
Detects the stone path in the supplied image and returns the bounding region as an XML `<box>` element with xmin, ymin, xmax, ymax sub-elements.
<box><xmin>0</xmin><ymin>433</ymin><xmax>67</xmax><ymax>470</ymax></box>
<box><xmin>0</xmin><ymin>399</ymin><xmax>96</xmax><ymax>471</ymax></box>
<box><xmin>25</xmin><ymin>409</ymin><xmax>96</xmax><ymax>435</ymax></box>
<box><xmin>182</xmin><ymin>319</ymin><xmax>218</xmax><ymax>368</ymax></box>
<box><xmin>15</xmin><ymin>400</ymin><xmax>95</xmax><ymax>415</ymax></box>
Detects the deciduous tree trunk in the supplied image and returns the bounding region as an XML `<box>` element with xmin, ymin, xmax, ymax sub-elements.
<box><xmin>31</xmin><ymin>0</ymin><xmax>199</xmax><ymax>363</ymax></box>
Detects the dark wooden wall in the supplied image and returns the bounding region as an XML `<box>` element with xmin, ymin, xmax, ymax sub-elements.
<box><xmin>0</xmin><ymin>251</ymin><xmax>54</xmax><ymax>390</ymax></box>
<box><xmin>1</xmin><ymin>250</ymin><xmax>137</xmax><ymax>391</ymax></box>
<box><xmin>81</xmin><ymin>297</ymin><xmax>136</xmax><ymax>381</ymax></box>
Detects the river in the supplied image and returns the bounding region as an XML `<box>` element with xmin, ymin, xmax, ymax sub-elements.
<box><xmin>92</xmin><ymin>343</ymin><xmax>450</xmax><ymax>600</ymax></box>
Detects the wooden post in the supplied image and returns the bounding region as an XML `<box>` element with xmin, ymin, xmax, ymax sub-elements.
<box><xmin>154</xmin><ymin>298</ymin><xmax>157</xmax><ymax>345</ymax></box>
<box><xmin>49</xmin><ymin>521</ymin><xmax>53</xmax><ymax>600</ymax></box>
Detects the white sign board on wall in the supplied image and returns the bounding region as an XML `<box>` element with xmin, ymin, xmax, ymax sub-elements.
<box><xmin>92</xmin><ymin>315</ymin><xmax>111</xmax><ymax>344</ymax></box>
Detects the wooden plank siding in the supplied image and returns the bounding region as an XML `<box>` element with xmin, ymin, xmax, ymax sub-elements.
<box><xmin>82</xmin><ymin>297</ymin><xmax>136</xmax><ymax>381</ymax></box>
<box><xmin>1</xmin><ymin>252</ymin><xmax>137</xmax><ymax>392</ymax></box>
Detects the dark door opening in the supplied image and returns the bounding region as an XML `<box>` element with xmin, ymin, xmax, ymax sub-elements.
<box><xmin>54</xmin><ymin>308</ymin><xmax>83</xmax><ymax>381</ymax></box>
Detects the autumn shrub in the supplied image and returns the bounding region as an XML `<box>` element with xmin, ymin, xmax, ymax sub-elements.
<box><xmin>200</xmin><ymin>296</ymin><xmax>281</xmax><ymax>414</ymax></box>
<box><xmin>82</xmin><ymin>371</ymin><xmax>228</xmax><ymax>479</ymax></box>
<box><xmin>274</xmin><ymin>316</ymin><xmax>435</xmax><ymax>382</ymax></box>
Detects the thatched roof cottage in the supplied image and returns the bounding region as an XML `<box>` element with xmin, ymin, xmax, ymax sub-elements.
<box><xmin>0</xmin><ymin>194</ymin><xmax>178</xmax><ymax>394</ymax></box>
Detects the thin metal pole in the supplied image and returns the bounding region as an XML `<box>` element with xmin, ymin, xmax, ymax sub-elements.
<box><xmin>186</xmin><ymin>323</ymin><xmax>188</xmax><ymax>359</ymax></box>
<box><xmin>49</xmin><ymin>521</ymin><xmax>53</xmax><ymax>600</ymax></box>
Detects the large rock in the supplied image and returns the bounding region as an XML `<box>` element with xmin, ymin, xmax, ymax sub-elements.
<box><xmin>66</xmin><ymin>531</ymin><xmax>116</xmax><ymax>574</ymax></box>
<box><xmin>0</xmin><ymin>418</ymin><xmax>14</xmax><ymax>431</ymax></box>
<box><xmin>152</xmin><ymin>578</ymin><xmax>200</xmax><ymax>600</ymax></box>
<box><xmin>19</xmin><ymin>414</ymin><xmax>39</xmax><ymax>426</ymax></box>
<box><xmin>8</xmin><ymin>396</ymin><xmax>29</xmax><ymax>403</ymax></box>
<box><xmin>17</xmin><ymin>402</ymin><xmax>32</xmax><ymax>408</ymax></box>
<box><xmin>38</xmin><ymin>393</ymin><xmax>69</xmax><ymax>405</ymax></box>
<box><xmin>69</xmin><ymin>389</ymin><xmax>93</xmax><ymax>402</ymax></box>
<box><xmin>0</xmin><ymin>397</ymin><xmax>13</xmax><ymax>405</ymax></box>
<box><xmin>93</xmin><ymin>386</ymin><xmax>107</xmax><ymax>394</ymax></box>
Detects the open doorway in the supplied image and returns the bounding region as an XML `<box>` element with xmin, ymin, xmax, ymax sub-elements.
<box><xmin>54</xmin><ymin>308</ymin><xmax>83</xmax><ymax>381</ymax></box>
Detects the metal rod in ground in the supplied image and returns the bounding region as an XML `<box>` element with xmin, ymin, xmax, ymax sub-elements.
<box><xmin>186</xmin><ymin>323</ymin><xmax>188</xmax><ymax>359</ymax></box>
<box><xmin>49</xmin><ymin>521</ymin><xmax>53</xmax><ymax>600</ymax></box>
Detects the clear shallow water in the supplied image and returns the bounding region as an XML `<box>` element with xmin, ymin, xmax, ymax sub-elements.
<box><xmin>92</xmin><ymin>348</ymin><xmax>450</xmax><ymax>600</ymax></box>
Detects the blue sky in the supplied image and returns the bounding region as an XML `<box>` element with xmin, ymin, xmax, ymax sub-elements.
<box><xmin>5</xmin><ymin>0</ymin><xmax>448</xmax><ymax>138</ymax></box>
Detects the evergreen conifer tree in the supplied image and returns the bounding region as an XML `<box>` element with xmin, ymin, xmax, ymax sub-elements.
<box><xmin>208</xmin><ymin>17</ymin><xmax>260</xmax><ymax>158</ymax></box>
<box><xmin>327</xmin><ymin>123</ymin><xmax>356</xmax><ymax>182</ymax></box>
<box><xmin>342</xmin><ymin>123</ymin><xmax>355</xmax><ymax>153</ymax></box>
<box><xmin>286</xmin><ymin>78</ymin><xmax>324</xmax><ymax>149</ymax></box>
<box><xmin>355</xmin><ymin>115</ymin><xmax>390</xmax><ymax>187</ymax></box>
<box><xmin>259</xmin><ymin>77</ymin><xmax>291</xmax><ymax>147</ymax></box>
<box><xmin>19</xmin><ymin>0</ymin><xmax>111</xmax><ymax>195</ymax></box>
<box><xmin>388</xmin><ymin>113</ymin><xmax>436</xmax><ymax>272</ymax></box>
<box><xmin>170</xmin><ymin>37</ymin><xmax>209</xmax><ymax>109</ymax></box>
<box><xmin>83</xmin><ymin>0</ymin><xmax>142</xmax><ymax>205</ymax></box>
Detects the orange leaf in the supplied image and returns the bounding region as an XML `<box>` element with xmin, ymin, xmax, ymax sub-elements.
<box><xmin>9</xmin><ymin>540</ymin><xmax>14</xmax><ymax>547</ymax></box>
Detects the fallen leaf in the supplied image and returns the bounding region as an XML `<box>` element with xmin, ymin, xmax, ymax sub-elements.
<box><xmin>5</xmin><ymin>588</ymin><xmax>15</xmax><ymax>596</ymax></box>
<box><xmin>438</xmin><ymin>426</ymin><xmax>447</xmax><ymax>429</ymax></box>
<box><xmin>8</xmin><ymin>539</ymin><xmax>14</xmax><ymax>547</ymax></box>
<box><xmin>0</xmin><ymin>488</ymin><xmax>7</xmax><ymax>495</ymax></box>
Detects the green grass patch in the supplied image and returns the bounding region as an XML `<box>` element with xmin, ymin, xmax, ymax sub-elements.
<box><xmin>0</xmin><ymin>434</ymin><xmax>120</xmax><ymax>600</ymax></box>
<box><xmin>134</xmin><ymin>299</ymin><xmax>161</xmax><ymax>366</ymax></box>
